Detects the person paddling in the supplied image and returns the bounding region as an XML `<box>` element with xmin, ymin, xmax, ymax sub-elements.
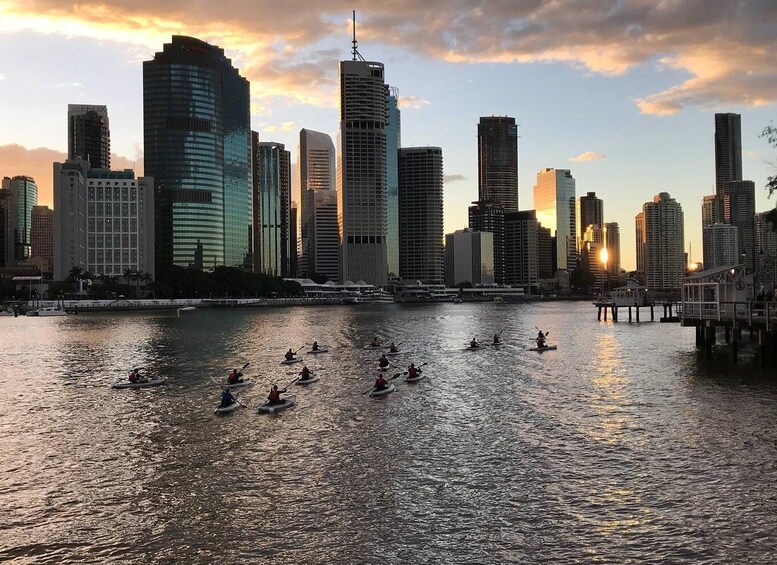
<box><xmin>285</xmin><ymin>348</ymin><xmax>296</xmax><ymax>361</ymax></box>
<box><xmin>374</xmin><ymin>373</ymin><xmax>387</xmax><ymax>391</ymax></box>
<box><xmin>388</xmin><ymin>342</ymin><xmax>398</xmax><ymax>353</ymax></box>
<box><xmin>300</xmin><ymin>366</ymin><xmax>312</xmax><ymax>380</ymax></box>
<box><xmin>536</xmin><ymin>330</ymin><xmax>547</xmax><ymax>348</ymax></box>
<box><xmin>219</xmin><ymin>388</ymin><xmax>237</xmax><ymax>408</ymax></box>
<box><xmin>370</xmin><ymin>337</ymin><xmax>380</xmax><ymax>347</ymax></box>
<box><xmin>493</xmin><ymin>333</ymin><xmax>501</xmax><ymax>345</ymax></box>
<box><xmin>407</xmin><ymin>363</ymin><xmax>421</xmax><ymax>378</ymax></box>
<box><xmin>129</xmin><ymin>368</ymin><xmax>140</xmax><ymax>383</ymax></box>
<box><xmin>267</xmin><ymin>384</ymin><xmax>286</xmax><ymax>406</ymax></box>
<box><xmin>469</xmin><ymin>338</ymin><xmax>479</xmax><ymax>349</ymax></box>
<box><xmin>312</xmin><ymin>341</ymin><xmax>320</xmax><ymax>351</ymax></box>
<box><xmin>379</xmin><ymin>353</ymin><xmax>390</xmax><ymax>368</ymax></box>
<box><xmin>227</xmin><ymin>368</ymin><xmax>243</xmax><ymax>384</ymax></box>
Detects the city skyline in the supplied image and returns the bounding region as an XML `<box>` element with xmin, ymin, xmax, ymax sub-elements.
<box><xmin>1</xmin><ymin>3</ymin><xmax>776</xmax><ymax>270</ymax></box>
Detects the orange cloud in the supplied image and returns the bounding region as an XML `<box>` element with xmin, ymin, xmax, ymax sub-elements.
<box><xmin>571</xmin><ymin>151</ymin><xmax>606</xmax><ymax>162</ymax></box>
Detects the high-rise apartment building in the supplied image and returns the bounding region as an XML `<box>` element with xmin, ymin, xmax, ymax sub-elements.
<box><xmin>1</xmin><ymin>176</ymin><xmax>38</xmax><ymax>261</ymax></box>
<box><xmin>468</xmin><ymin>200</ymin><xmax>505</xmax><ymax>284</ymax></box>
<box><xmin>255</xmin><ymin>142</ymin><xmax>291</xmax><ymax>277</ymax></box>
<box><xmin>445</xmin><ymin>229</ymin><xmax>494</xmax><ymax>287</ymax></box>
<box><xmin>298</xmin><ymin>129</ymin><xmax>338</xmax><ymax>281</ymax></box>
<box><xmin>68</xmin><ymin>105</ymin><xmax>110</xmax><ymax>169</ymax></box>
<box><xmin>477</xmin><ymin>117</ymin><xmax>519</xmax><ymax>212</ymax></box>
<box><xmin>504</xmin><ymin>210</ymin><xmax>538</xmax><ymax>288</ymax></box>
<box><xmin>719</xmin><ymin>180</ymin><xmax>755</xmax><ymax>271</ymax></box>
<box><xmin>0</xmin><ymin>188</ymin><xmax>15</xmax><ymax>268</ymax></box>
<box><xmin>604</xmin><ymin>222</ymin><xmax>621</xmax><ymax>275</ymax></box>
<box><xmin>533</xmin><ymin>168</ymin><xmax>576</xmax><ymax>271</ymax></box>
<box><xmin>636</xmin><ymin>192</ymin><xmax>685</xmax><ymax>291</ymax></box>
<box><xmin>703</xmin><ymin>223</ymin><xmax>739</xmax><ymax>270</ymax></box>
<box><xmin>715</xmin><ymin>113</ymin><xmax>742</xmax><ymax>193</ymax></box>
<box><xmin>337</xmin><ymin>56</ymin><xmax>388</xmax><ymax>285</ymax></box>
<box><xmin>30</xmin><ymin>205</ymin><xmax>54</xmax><ymax>275</ymax></box>
<box><xmin>53</xmin><ymin>157</ymin><xmax>155</xmax><ymax>281</ymax></box>
<box><xmin>701</xmin><ymin>194</ymin><xmax>722</xmax><ymax>228</ymax></box>
<box><xmin>577</xmin><ymin>191</ymin><xmax>603</xmax><ymax>240</ymax></box>
<box><xmin>144</xmin><ymin>36</ymin><xmax>252</xmax><ymax>274</ymax></box>
<box><xmin>755</xmin><ymin>212</ymin><xmax>777</xmax><ymax>290</ymax></box>
<box><xmin>386</xmin><ymin>88</ymin><xmax>401</xmax><ymax>278</ymax></box>
<box><xmin>537</xmin><ymin>225</ymin><xmax>554</xmax><ymax>279</ymax></box>
<box><xmin>398</xmin><ymin>147</ymin><xmax>443</xmax><ymax>283</ymax></box>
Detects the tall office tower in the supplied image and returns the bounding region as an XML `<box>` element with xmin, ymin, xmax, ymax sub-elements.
<box><xmin>755</xmin><ymin>212</ymin><xmax>777</xmax><ymax>290</ymax></box>
<box><xmin>719</xmin><ymin>180</ymin><xmax>756</xmax><ymax>271</ymax></box>
<box><xmin>68</xmin><ymin>105</ymin><xmax>110</xmax><ymax>169</ymax></box>
<box><xmin>337</xmin><ymin>50</ymin><xmax>388</xmax><ymax>285</ymax></box>
<box><xmin>144</xmin><ymin>36</ymin><xmax>252</xmax><ymax>274</ymax></box>
<box><xmin>533</xmin><ymin>168</ymin><xmax>576</xmax><ymax>270</ymax></box>
<box><xmin>604</xmin><ymin>221</ymin><xmax>621</xmax><ymax>275</ymax></box>
<box><xmin>256</xmin><ymin>142</ymin><xmax>291</xmax><ymax>277</ymax></box>
<box><xmin>577</xmin><ymin>191</ymin><xmax>603</xmax><ymax>240</ymax></box>
<box><xmin>445</xmin><ymin>228</ymin><xmax>494</xmax><ymax>287</ymax></box>
<box><xmin>581</xmin><ymin>224</ymin><xmax>605</xmax><ymax>281</ymax></box>
<box><xmin>53</xmin><ymin>158</ymin><xmax>155</xmax><ymax>280</ymax></box>
<box><xmin>537</xmin><ymin>224</ymin><xmax>554</xmax><ymax>278</ymax></box>
<box><xmin>0</xmin><ymin>188</ymin><xmax>15</xmax><ymax>268</ymax></box>
<box><xmin>715</xmin><ymin>113</ymin><xmax>742</xmax><ymax>193</ymax></box>
<box><xmin>635</xmin><ymin>212</ymin><xmax>645</xmax><ymax>278</ymax></box>
<box><xmin>1</xmin><ymin>176</ymin><xmax>38</xmax><ymax>261</ymax></box>
<box><xmin>703</xmin><ymin>223</ymin><xmax>739</xmax><ymax>269</ymax></box>
<box><xmin>386</xmin><ymin>88</ymin><xmax>401</xmax><ymax>277</ymax></box>
<box><xmin>298</xmin><ymin>129</ymin><xmax>338</xmax><ymax>281</ymax></box>
<box><xmin>289</xmin><ymin>202</ymin><xmax>298</xmax><ymax>277</ymax></box>
<box><xmin>477</xmin><ymin>116</ymin><xmax>519</xmax><ymax>212</ymax></box>
<box><xmin>504</xmin><ymin>210</ymin><xmax>538</xmax><ymax>288</ymax></box>
<box><xmin>30</xmin><ymin>205</ymin><xmax>54</xmax><ymax>275</ymax></box>
<box><xmin>398</xmin><ymin>147</ymin><xmax>444</xmax><ymax>283</ymax></box>
<box><xmin>701</xmin><ymin>194</ymin><xmax>722</xmax><ymax>227</ymax></box>
<box><xmin>468</xmin><ymin>200</ymin><xmax>505</xmax><ymax>283</ymax></box>
<box><xmin>637</xmin><ymin>192</ymin><xmax>685</xmax><ymax>291</ymax></box>
<box><xmin>251</xmin><ymin>131</ymin><xmax>260</xmax><ymax>272</ymax></box>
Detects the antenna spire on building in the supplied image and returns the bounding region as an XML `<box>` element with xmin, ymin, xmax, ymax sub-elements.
<box><xmin>351</xmin><ymin>10</ymin><xmax>364</xmax><ymax>61</ymax></box>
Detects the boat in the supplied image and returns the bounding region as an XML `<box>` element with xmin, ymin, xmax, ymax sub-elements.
<box><xmin>306</xmin><ymin>347</ymin><xmax>329</xmax><ymax>354</ymax></box>
<box><xmin>214</xmin><ymin>401</ymin><xmax>242</xmax><ymax>414</ymax></box>
<box><xmin>27</xmin><ymin>307</ymin><xmax>67</xmax><ymax>317</ymax></box>
<box><xmin>405</xmin><ymin>373</ymin><xmax>426</xmax><ymax>383</ymax></box>
<box><xmin>295</xmin><ymin>376</ymin><xmax>319</xmax><ymax>385</ymax></box>
<box><xmin>221</xmin><ymin>378</ymin><xmax>256</xmax><ymax>389</ymax></box>
<box><xmin>180</xmin><ymin>306</ymin><xmax>196</xmax><ymax>311</ymax></box>
<box><xmin>464</xmin><ymin>345</ymin><xmax>481</xmax><ymax>351</ymax></box>
<box><xmin>257</xmin><ymin>395</ymin><xmax>297</xmax><ymax>413</ymax></box>
<box><xmin>111</xmin><ymin>377</ymin><xmax>167</xmax><ymax>389</ymax></box>
<box><xmin>489</xmin><ymin>342</ymin><xmax>504</xmax><ymax>347</ymax></box>
<box><xmin>369</xmin><ymin>383</ymin><xmax>395</xmax><ymax>397</ymax></box>
<box><xmin>280</xmin><ymin>357</ymin><xmax>303</xmax><ymax>365</ymax></box>
<box><xmin>386</xmin><ymin>350</ymin><xmax>401</xmax><ymax>356</ymax></box>
<box><xmin>0</xmin><ymin>311</ymin><xmax>14</xmax><ymax>317</ymax></box>
<box><xmin>529</xmin><ymin>345</ymin><xmax>557</xmax><ymax>352</ymax></box>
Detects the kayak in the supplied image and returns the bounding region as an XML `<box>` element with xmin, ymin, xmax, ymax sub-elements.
<box><xmin>464</xmin><ymin>345</ymin><xmax>481</xmax><ymax>351</ymax></box>
<box><xmin>111</xmin><ymin>377</ymin><xmax>167</xmax><ymax>389</ymax></box>
<box><xmin>214</xmin><ymin>401</ymin><xmax>242</xmax><ymax>414</ymax></box>
<box><xmin>386</xmin><ymin>351</ymin><xmax>401</xmax><ymax>356</ymax></box>
<box><xmin>295</xmin><ymin>376</ymin><xmax>319</xmax><ymax>385</ymax></box>
<box><xmin>489</xmin><ymin>342</ymin><xmax>504</xmax><ymax>347</ymax></box>
<box><xmin>363</xmin><ymin>344</ymin><xmax>384</xmax><ymax>350</ymax></box>
<box><xmin>223</xmin><ymin>378</ymin><xmax>256</xmax><ymax>389</ymax></box>
<box><xmin>306</xmin><ymin>348</ymin><xmax>329</xmax><ymax>354</ymax></box>
<box><xmin>378</xmin><ymin>363</ymin><xmax>391</xmax><ymax>369</ymax></box>
<box><xmin>529</xmin><ymin>345</ymin><xmax>557</xmax><ymax>352</ymax></box>
<box><xmin>281</xmin><ymin>357</ymin><xmax>303</xmax><ymax>365</ymax></box>
<box><xmin>405</xmin><ymin>373</ymin><xmax>426</xmax><ymax>383</ymax></box>
<box><xmin>369</xmin><ymin>382</ymin><xmax>396</xmax><ymax>397</ymax></box>
<box><xmin>257</xmin><ymin>395</ymin><xmax>297</xmax><ymax>413</ymax></box>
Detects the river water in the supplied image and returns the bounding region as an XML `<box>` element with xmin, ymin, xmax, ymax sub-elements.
<box><xmin>1</xmin><ymin>301</ymin><xmax>776</xmax><ymax>564</ymax></box>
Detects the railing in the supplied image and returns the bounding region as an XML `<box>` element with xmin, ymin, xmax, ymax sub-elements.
<box><xmin>682</xmin><ymin>300</ymin><xmax>777</xmax><ymax>331</ymax></box>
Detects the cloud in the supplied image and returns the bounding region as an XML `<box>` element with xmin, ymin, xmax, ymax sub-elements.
<box><xmin>0</xmin><ymin>144</ymin><xmax>144</xmax><ymax>207</ymax></box>
<box><xmin>399</xmin><ymin>95</ymin><xmax>430</xmax><ymax>110</ymax></box>
<box><xmin>55</xmin><ymin>82</ymin><xmax>82</xmax><ymax>88</ymax></box>
<box><xmin>444</xmin><ymin>174</ymin><xmax>466</xmax><ymax>184</ymax></box>
<box><xmin>2</xmin><ymin>1</ymin><xmax>776</xmax><ymax>113</ymax></box>
<box><xmin>571</xmin><ymin>151</ymin><xmax>606</xmax><ymax>162</ymax></box>
<box><xmin>0</xmin><ymin>73</ymin><xmax>5</xmax><ymax>81</ymax></box>
<box><xmin>262</xmin><ymin>121</ymin><xmax>296</xmax><ymax>133</ymax></box>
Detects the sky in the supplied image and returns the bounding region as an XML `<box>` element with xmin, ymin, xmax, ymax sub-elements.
<box><xmin>1</xmin><ymin>0</ymin><xmax>776</xmax><ymax>270</ymax></box>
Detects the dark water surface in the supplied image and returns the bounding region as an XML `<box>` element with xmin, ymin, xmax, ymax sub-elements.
<box><xmin>1</xmin><ymin>301</ymin><xmax>777</xmax><ymax>563</ymax></box>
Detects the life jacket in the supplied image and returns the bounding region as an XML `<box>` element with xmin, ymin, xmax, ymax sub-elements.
<box><xmin>285</xmin><ymin>351</ymin><xmax>294</xmax><ymax>360</ymax></box>
<box><xmin>301</xmin><ymin>368</ymin><xmax>310</xmax><ymax>378</ymax></box>
<box><xmin>375</xmin><ymin>378</ymin><xmax>386</xmax><ymax>389</ymax></box>
<box><xmin>129</xmin><ymin>372</ymin><xmax>138</xmax><ymax>383</ymax></box>
<box><xmin>228</xmin><ymin>371</ymin><xmax>238</xmax><ymax>383</ymax></box>
<box><xmin>268</xmin><ymin>389</ymin><xmax>281</xmax><ymax>402</ymax></box>
<box><xmin>408</xmin><ymin>367</ymin><xmax>418</xmax><ymax>377</ymax></box>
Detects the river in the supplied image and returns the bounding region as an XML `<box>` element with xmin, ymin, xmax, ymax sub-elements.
<box><xmin>1</xmin><ymin>301</ymin><xmax>776</xmax><ymax>564</ymax></box>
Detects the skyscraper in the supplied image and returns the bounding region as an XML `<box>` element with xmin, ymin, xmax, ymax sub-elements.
<box><xmin>398</xmin><ymin>147</ymin><xmax>444</xmax><ymax>283</ymax></box>
<box><xmin>603</xmin><ymin>222</ymin><xmax>621</xmax><ymax>275</ymax></box>
<box><xmin>636</xmin><ymin>193</ymin><xmax>685</xmax><ymax>291</ymax></box>
<box><xmin>1</xmin><ymin>175</ymin><xmax>38</xmax><ymax>261</ymax></box>
<box><xmin>701</xmin><ymin>194</ymin><xmax>722</xmax><ymax>228</ymax></box>
<box><xmin>755</xmin><ymin>212</ymin><xmax>777</xmax><ymax>290</ymax></box>
<box><xmin>468</xmin><ymin>200</ymin><xmax>504</xmax><ymax>284</ymax></box>
<box><xmin>298</xmin><ymin>129</ymin><xmax>338</xmax><ymax>281</ymax></box>
<box><xmin>577</xmin><ymin>191</ymin><xmax>603</xmax><ymax>240</ymax></box>
<box><xmin>337</xmin><ymin>53</ymin><xmax>388</xmax><ymax>285</ymax></box>
<box><xmin>533</xmin><ymin>168</ymin><xmax>576</xmax><ymax>271</ymax></box>
<box><xmin>256</xmin><ymin>142</ymin><xmax>291</xmax><ymax>277</ymax></box>
<box><xmin>715</xmin><ymin>113</ymin><xmax>742</xmax><ymax>193</ymax></box>
<box><xmin>703</xmin><ymin>223</ymin><xmax>739</xmax><ymax>269</ymax></box>
<box><xmin>504</xmin><ymin>210</ymin><xmax>539</xmax><ymax>288</ymax></box>
<box><xmin>445</xmin><ymin>229</ymin><xmax>494</xmax><ymax>287</ymax></box>
<box><xmin>30</xmin><ymin>205</ymin><xmax>54</xmax><ymax>276</ymax></box>
<box><xmin>68</xmin><ymin>105</ymin><xmax>110</xmax><ymax>169</ymax></box>
<box><xmin>144</xmin><ymin>36</ymin><xmax>252</xmax><ymax>274</ymax></box>
<box><xmin>537</xmin><ymin>225</ymin><xmax>554</xmax><ymax>279</ymax></box>
<box><xmin>478</xmin><ymin>117</ymin><xmax>519</xmax><ymax>212</ymax></box>
<box><xmin>719</xmin><ymin>180</ymin><xmax>756</xmax><ymax>271</ymax></box>
<box><xmin>386</xmin><ymin>88</ymin><xmax>401</xmax><ymax>278</ymax></box>
<box><xmin>0</xmin><ymin>187</ymin><xmax>15</xmax><ymax>268</ymax></box>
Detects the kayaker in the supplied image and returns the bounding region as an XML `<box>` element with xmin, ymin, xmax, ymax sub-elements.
<box><xmin>408</xmin><ymin>363</ymin><xmax>421</xmax><ymax>378</ymax></box>
<box><xmin>227</xmin><ymin>368</ymin><xmax>243</xmax><ymax>384</ymax></box>
<box><xmin>267</xmin><ymin>384</ymin><xmax>285</xmax><ymax>406</ymax></box>
<box><xmin>379</xmin><ymin>354</ymin><xmax>390</xmax><ymax>368</ymax></box>
<box><xmin>128</xmin><ymin>369</ymin><xmax>140</xmax><ymax>383</ymax></box>
<box><xmin>469</xmin><ymin>338</ymin><xmax>478</xmax><ymax>348</ymax></box>
<box><xmin>219</xmin><ymin>388</ymin><xmax>237</xmax><ymax>408</ymax></box>
<box><xmin>536</xmin><ymin>330</ymin><xmax>546</xmax><ymax>348</ymax></box>
<box><xmin>389</xmin><ymin>342</ymin><xmax>398</xmax><ymax>353</ymax></box>
<box><xmin>312</xmin><ymin>341</ymin><xmax>320</xmax><ymax>351</ymax></box>
<box><xmin>493</xmin><ymin>334</ymin><xmax>501</xmax><ymax>344</ymax></box>
<box><xmin>370</xmin><ymin>337</ymin><xmax>380</xmax><ymax>347</ymax></box>
<box><xmin>285</xmin><ymin>348</ymin><xmax>295</xmax><ymax>361</ymax></box>
<box><xmin>374</xmin><ymin>373</ymin><xmax>387</xmax><ymax>391</ymax></box>
<box><xmin>300</xmin><ymin>366</ymin><xmax>311</xmax><ymax>380</ymax></box>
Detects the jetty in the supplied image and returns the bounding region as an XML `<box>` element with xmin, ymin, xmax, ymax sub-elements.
<box><xmin>594</xmin><ymin>279</ymin><xmax>659</xmax><ymax>322</ymax></box>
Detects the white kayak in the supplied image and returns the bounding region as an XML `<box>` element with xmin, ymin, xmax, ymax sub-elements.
<box><xmin>223</xmin><ymin>378</ymin><xmax>256</xmax><ymax>389</ymax></box>
<box><xmin>214</xmin><ymin>401</ymin><xmax>242</xmax><ymax>414</ymax></box>
<box><xmin>281</xmin><ymin>357</ymin><xmax>303</xmax><ymax>365</ymax></box>
<box><xmin>489</xmin><ymin>342</ymin><xmax>504</xmax><ymax>347</ymax></box>
<box><xmin>386</xmin><ymin>350</ymin><xmax>401</xmax><ymax>356</ymax></box>
<box><xmin>363</xmin><ymin>344</ymin><xmax>384</xmax><ymax>350</ymax></box>
<box><xmin>405</xmin><ymin>373</ymin><xmax>426</xmax><ymax>383</ymax></box>
<box><xmin>306</xmin><ymin>348</ymin><xmax>329</xmax><ymax>354</ymax></box>
<box><xmin>369</xmin><ymin>382</ymin><xmax>396</xmax><ymax>397</ymax></box>
<box><xmin>111</xmin><ymin>377</ymin><xmax>167</xmax><ymax>389</ymax></box>
<box><xmin>257</xmin><ymin>395</ymin><xmax>297</xmax><ymax>413</ymax></box>
<box><xmin>295</xmin><ymin>376</ymin><xmax>319</xmax><ymax>385</ymax></box>
<box><xmin>529</xmin><ymin>345</ymin><xmax>557</xmax><ymax>352</ymax></box>
<box><xmin>464</xmin><ymin>345</ymin><xmax>481</xmax><ymax>351</ymax></box>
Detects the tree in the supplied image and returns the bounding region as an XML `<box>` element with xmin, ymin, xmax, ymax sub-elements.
<box><xmin>760</xmin><ymin>122</ymin><xmax>777</xmax><ymax>230</ymax></box>
<box><xmin>67</xmin><ymin>266</ymin><xmax>84</xmax><ymax>282</ymax></box>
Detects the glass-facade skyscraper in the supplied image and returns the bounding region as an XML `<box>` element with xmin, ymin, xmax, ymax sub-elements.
<box><xmin>715</xmin><ymin>113</ymin><xmax>742</xmax><ymax>194</ymax></box>
<box><xmin>478</xmin><ymin>116</ymin><xmax>519</xmax><ymax>212</ymax></box>
<box><xmin>533</xmin><ymin>168</ymin><xmax>576</xmax><ymax>271</ymax></box>
<box><xmin>143</xmin><ymin>36</ymin><xmax>252</xmax><ymax>273</ymax></box>
<box><xmin>68</xmin><ymin>105</ymin><xmax>110</xmax><ymax>169</ymax></box>
<box><xmin>1</xmin><ymin>175</ymin><xmax>38</xmax><ymax>261</ymax></box>
<box><xmin>256</xmin><ymin>142</ymin><xmax>291</xmax><ymax>277</ymax></box>
<box><xmin>386</xmin><ymin>88</ymin><xmax>401</xmax><ymax>278</ymax></box>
